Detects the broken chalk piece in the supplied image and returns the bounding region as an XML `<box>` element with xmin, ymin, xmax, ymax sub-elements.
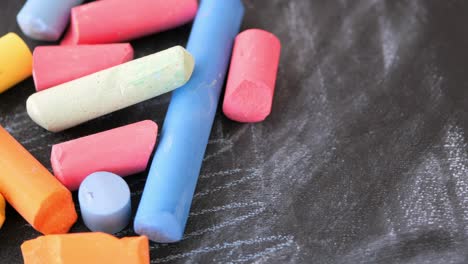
<box><xmin>27</xmin><ymin>46</ymin><xmax>194</xmax><ymax>132</ymax></box>
<box><xmin>61</xmin><ymin>0</ymin><xmax>198</xmax><ymax>45</ymax></box>
<box><xmin>223</xmin><ymin>29</ymin><xmax>281</xmax><ymax>123</ymax></box>
<box><xmin>17</xmin><ymin>0</ymin><xmax>84</xmax><ymax>41</ymax></box>
<box><xmin>79</xmin><ymin>172</ymin><xmax>131</xmax><ymax>234</ymax></box>
<box><xmin>0</xmin><ymin>126</ymin><xmax>77</xmax><ymax>234</ymax></box>
<box><xmin>134</xmin><ymin>0</ymin><xmax>244</xmax><ymax>243</ymax></box>
<box><xmin>21</xmin><ymin>232</ymin><xmax>149</xmax><ymax>264</ymax></box>
<box><xmin>0</xmin><ymin>193</ymin><xmax>5</xmax><ymax>229</ymax></box>
<box><xmin>0</xmin><ymin>33</ymin><xmax>32</xmax><ymax>94</ymax></box>
<box><xmin>33</xmin><ymin>43</ymin><xmax>134</xmax><ymax>91</ymax></box>
<box><xmin>52</xmin><ymin>120</ymin><xmax>158</xmax><ymax>191</ymax></box>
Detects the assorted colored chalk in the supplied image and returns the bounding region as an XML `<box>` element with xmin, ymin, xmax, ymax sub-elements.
<box><xmin>0</xmin><ymin>194</ymin><xmax>5</xmax><ymax>229</ymax></box>
<box><xmin>61</xmin><ymin>0</ymin><xmax>198</xmax><ymax>45</ymax></box>
<box><xmin>52</xmin><ymin>120</ymin><xmax>158</xmax><ymax>190</ymax></box>
<box><xmin>0</xmin><ymin>33</ymin><xmax>32</xmax><ymax>94</ymax></box>
<box><xmin>78</xmin><ymin>172</ymin><xmax>131</xmax><ymax>234</ymax></box>
<box><xmin>27</xmin><ymin>46</ymin><xmax>195</xmax><ymax>132</ymax></box>
<box><xmin>223</xmin><ymin>29</ymin><xmax>281</xmax><ymax>123</ymax></box>
<box><xmin>134</xmin><ymin>0</ymin><xmax>245</xmax><ymax>243</ymax></box>
<box><xmin>0</xmin><ymin>126</ymin><xmax>77</xmax><ymax>234</ymax></box>
<box><xmin>33</xmin><ymin>43</ymin><xmax>134</xmax><ymax>91</ymax></box>
<box><xmin>21</xmin><ymin>233</ymin><xmax>149</xmax><ymax>264</ymax></box>
<box><xmin>17</xmin><ymin>0</ymin><xmax>83</xmax><ymax>41</ymax></box>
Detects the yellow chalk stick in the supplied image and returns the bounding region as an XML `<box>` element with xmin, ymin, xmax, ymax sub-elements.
<box><xmin>0</xmin><ymin>193</ymin><xmax>5</xmax><ymax>229</ymax></box>
<box><xmin>0</xmin><ymin>33</ymin><xmax>33</xmax><ymax>93</ymax></box>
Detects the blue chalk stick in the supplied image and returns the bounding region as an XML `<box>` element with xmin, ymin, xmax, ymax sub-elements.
<box><xmin>134</xmin><ymin>0</ymin><xmax>245</xmax><ymax>243</ymax></box>
<box><xmin>17</xmin><ymin>0</ymin><xmax>83</xmax><ymax>41</ymax></box>
<box><xmin>78</xmin><ymin>172</ymin><xmax>131</xmax><ymax>234</ymax></box>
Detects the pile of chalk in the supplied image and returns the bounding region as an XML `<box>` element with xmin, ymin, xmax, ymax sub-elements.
<box><xmin>0</xmin><ymin>0</ymin><xmax>281</xmax><ymax>263</ymax></box>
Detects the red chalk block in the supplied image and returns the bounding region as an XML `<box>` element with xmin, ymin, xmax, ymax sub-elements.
<box><xmin>51</xmin><ymin>120</ymin><xmax>158</xmax><ymax>191</ymax></box>
<box><xmin>223</xmin><ymin>29</ymin><xmax>281</xmax><ymax>123</ymax></box>
<box><xmin>61</xmin><ymin>0</ymin><xmax>198</xmax><ymax>45</ymax></box>
<box><xmin>33</xmin><ymin>43</ymin><xmax>133</xmax><ymax>91</ymax></box>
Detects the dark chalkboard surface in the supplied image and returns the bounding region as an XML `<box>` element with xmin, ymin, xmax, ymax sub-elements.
<box><xmin>2</xmin><ymin>0</ymin><xmax>468</xmax><ymax>263</ymax></box>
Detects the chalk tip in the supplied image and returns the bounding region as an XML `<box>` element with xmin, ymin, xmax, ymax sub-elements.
<box><xmin>223</xmin><ymin>80</ymin><xmax>273</xmax><ymax>123</ymax></box>
<box><xmin>182</xmin><ymin>48</ymin><xmax>195</xmax><ymax>83</ymax></box>
<box><xmin>17</xmin><ymin>15</ymin><xmax>60</xmax><ymax>41</ymax></box>
<box><xmin>26</xmin><ymin>94</ymin><xmax>58</xmax><ymax>132</ymax></box>
<box><xmin>134</xmin><ymin>212</ymin><xmax>183</xmax><ymax>243</ymax></box>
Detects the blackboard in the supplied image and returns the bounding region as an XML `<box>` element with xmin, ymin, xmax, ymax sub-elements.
<box><xmin>2</xmin><ymin>0</ymin><xmax>468</xmax><ymax>263</ymax></box>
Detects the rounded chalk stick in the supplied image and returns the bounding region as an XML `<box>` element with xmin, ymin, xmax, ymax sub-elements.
<box><xmin>223</xmin><ymin>29</ymin><xmax>281</xmax><ymax>123</ymax></box>
<box><xmin>33</xmin><ymin>43</ymin><xmax>134</xmax><ymax>91</ymax></box>
<box><xmin>61</xmin><ymin>0</ymin><xmax>198</xmax><ymax>45</ymax></box>
<box><xmin>0</xmin><ymin>33</ymin><xmax>32</xmax><ymax>94</ymax></box>
<box><xmin>52</xmin><ymin>120</ymin><xmax>158</xmax><ymax>191</ymax></box>
<box><xmin>17</xmin><ymin>0</ymin><xmax>84</xmax><ymax>41</ymax></box>
<box><xmin>27</xmin><ymin>46</ymin><xmax>194</xmax><ymax>132</ymax></box>
<box><xmin>78</xmin><ymin>172</ymin><xmax>131</xmax><ymax>234</ymax></box>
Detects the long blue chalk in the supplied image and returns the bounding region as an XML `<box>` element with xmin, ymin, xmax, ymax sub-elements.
<box><xmin>134</xmin><ymin>0</ymin><xmax>245</xmax><ymax>243</ymax></box>
<box><xmin>17</xmin><ymin>0</ymin><xmax>83</xmax><ymax>41</ymax></box>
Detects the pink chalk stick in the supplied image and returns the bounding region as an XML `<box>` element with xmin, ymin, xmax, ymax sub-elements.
<box><xmin>223</xmin><ymin>29</ymin><xmax>281</xmax><ymax>123</ymax></box>
<box><xmin>51</xmin><ymin>120</ymin><xmax>158</xmax><ymax>191</ymax></box>
<box><xmin>61</xmin><ymin>0</ymin><xmax>198</xmax><ymax>45</ymax></box>
<box><xmin>33</xmin><ymin>43</ymin><xmax>133</xmax><ymax>91</ymax></box>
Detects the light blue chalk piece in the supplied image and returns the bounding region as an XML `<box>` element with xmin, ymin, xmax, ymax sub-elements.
<box><xmin>78</xmin><ymin>172</ymin><xmax>131</xmax><ymax>234</ymax></box>
<box><xmin>134</xmin><ymin>0</ymin><xmax>245</xmax><ymax>243</ymax></box>
<box><xmin>17</xmin><ymin>0</ymin><xmax>83</xmax><ymax>41</ymax></box>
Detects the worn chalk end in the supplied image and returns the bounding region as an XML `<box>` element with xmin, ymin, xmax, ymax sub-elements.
<box><xmin>181</xmin><ymin>47</ymin><xmax>195</xmax><ymax>83</ymax></box>
<box><xmin>17</xmin><ymin>15</ymin><xmax>60</xmax><ymax>41</ymax></box>
<box><xmin>26</xmin><ymin>94</ymin><xmax>52</xmax><ymax>132</ymax></box>
<box><xmin>223</xmin><ymin>80</ymin><xmax>273</xmax><ymax>123</ymax></box>
<box><xmin>134</xmin><ymin>212</ymin><xmax>183</xmax><ymax>243</ymax></box>
<box><xmin>34</xmin><ymin>189</ymin><xmax>78</xmax><ymax>234</ymax></box>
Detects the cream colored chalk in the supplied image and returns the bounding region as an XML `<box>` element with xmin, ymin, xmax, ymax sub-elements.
<box><xmin>27</xmin><ymin>46</ymin><xmax>194</xmax><ymax>132</ymax></box>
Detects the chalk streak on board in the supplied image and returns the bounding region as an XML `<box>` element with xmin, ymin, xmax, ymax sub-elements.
<box><xmin>199</xmin><ymin>168</ymin><xmax>244</xmax><ymax>179</ymax></box>
<box><xmin>444</xmin><ymin>124</ymin><xmax>468</xmax><ymax>233</ymax></box>
<box><xmin>183</xmin><ymin>206</ymin><xmax>266</xmax><ymax>239</ymax></box>
<box><xmin>151</xmin><ymin>235</ymin><xmax>295</xmax><ymax>263</ymax></box>
<box><xmin>190</xmin><ymin>201</ymin><xmax>265</xmax><ymax>217</ymax></box>
<box><xmin>193</xmin><ymin>168</ymin><xmax>261</xmax><ymax>200</ymax></box>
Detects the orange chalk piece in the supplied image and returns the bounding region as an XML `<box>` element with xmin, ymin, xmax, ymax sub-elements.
<box><xmin>0</xmin><ymin>126</ymin><xmax>77</xmax><ymax>234</ymax></box>
<box><xmin>0</xmin><ymin>33</ymin><xmax>33</xmax><ymax>93</ymax></box>
<box><xmin>21</xmin><ymin>232</ymin><xmax>150</xmax><ymax>264</ymax></box>
<box><xmin>0</xmin><ymin>193</ymin><xmax>5</xmax><ymax>229</ymax></box>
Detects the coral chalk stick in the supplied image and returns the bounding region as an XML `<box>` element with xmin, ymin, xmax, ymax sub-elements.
<box><xmin>0</xmin><ymin>126</ymin><xmax>77</xmax><ymax>234</ymax></box>
<box><xmin>33</xmin><ymin>43</ymin><xmax>134</xmax><ymax>91</ymax></box>
<box><xmin>0</xmin><ymin>33</ymin><xmax>32</xmax><ymax>94</ymax></box>
<box><xmin>61</xmin><ymin>0</ymin><xmax>198</xmax><ymax>45</ymax></box>
<box><xmin>51</xmin><ymin>120</ymin><xmax>158</xmax><ymax>190</ymax></box>
<box><xmin>223</xmin><ymin>29</ymin><xmax>281</xmax><ymax>123</ymax></box>
<box><xmin>21</xmin><ymin>233</ymin><xmax>149</xmax><ymax>264</ymax></box>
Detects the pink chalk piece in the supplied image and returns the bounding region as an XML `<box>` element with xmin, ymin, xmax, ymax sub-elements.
<box><xmin>51</xmin><ymin>120</ymin><xmax>158</xmax><ymax>191</ymax></box>
<box><xmin>223</xmin><ymin>29</ymin><xmax>281</xmax><ymax>123</ymax></box>
<box><xmin>33</xmin><ymin>43</ymin><xmax>133</xmax><ymax>91</ymax></box>
<box><xmin>61</xmin><ymin>0</ymin><xmax>198</xmax><ymax>45</ymax></box>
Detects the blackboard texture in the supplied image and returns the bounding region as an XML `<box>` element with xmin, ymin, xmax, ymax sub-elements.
<box><xmin>2</xmin><ymin>0</ymin><xmax>468</xmax><ymax>263</ymax></box>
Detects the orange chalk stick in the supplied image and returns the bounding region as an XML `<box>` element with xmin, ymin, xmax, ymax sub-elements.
<box><xmin>21</xmin><ymin>232</ymin><xmax>150</xmax><ymax>264</ymax></box>
<box><xmin>0</xmin><ymin>126</ymin><xmax>77</xmax><ymax>234</ymax></box>
<box><xmin>0</xmin><ymin>193</ymin><xmax>5</xmax><ymax>229</ymax></box>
